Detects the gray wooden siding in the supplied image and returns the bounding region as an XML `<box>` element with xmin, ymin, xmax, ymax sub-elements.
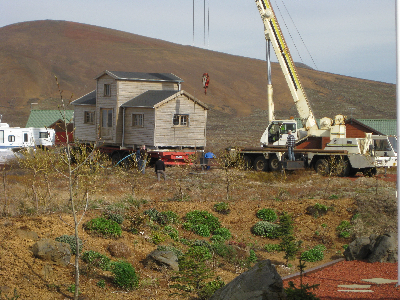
<box><xmin>97</xmin><ymin>77</ymin><xmax>118</xmax><ymax>143</ymax></box>
<box><xmin>122</xmin><ymin>108</ymin><xmax>155</xmax><ymax>147</ymax></box>
<box><xmin>154</xmin><ymin>94</ymin><xmax>207</xmax><ymax>147</ymax></box>
<box><xmin>73</xmin><ymin>105</ymin><xmax>97</xmax><ymax>142</ymax></box>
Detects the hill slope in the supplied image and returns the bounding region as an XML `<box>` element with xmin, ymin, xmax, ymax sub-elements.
<box><xmin>0</xmin><ymin>20</ymin><xmax>396</xmax><ymax>145</ymax></box>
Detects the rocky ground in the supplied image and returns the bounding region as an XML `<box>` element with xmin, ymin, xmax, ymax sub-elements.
<box><xmin>0</xmin><ymin>162</ymin><xmax>396</xmax><ymax>299</ymax></box>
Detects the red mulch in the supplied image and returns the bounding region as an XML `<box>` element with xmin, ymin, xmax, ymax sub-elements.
<box><xmin>283</xmin><ymin>260</ymin><xmax>400</xmax><ymax>299</ymax></box>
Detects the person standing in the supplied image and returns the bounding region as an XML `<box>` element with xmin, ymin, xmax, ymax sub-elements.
<box><xmin>286</xmin><ymin>130</ymin><xmax>296</xmax><ymax>161</ymax></box>
<box><xmin>139</xmin><ymin>145</ymin><xmax>147</xmax><ymax>174</ymax></box>
<box><xmin>154</xmin><ymin>156</ymin><xmax>166</xmax><ymax>181</ymax></box>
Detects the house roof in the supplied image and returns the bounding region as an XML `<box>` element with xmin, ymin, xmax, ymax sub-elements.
<box><xmin>71</xmin><ymin>90</ymin><xmax>96</xmax><ymax>105</ymax></box>
<box><xmin>345</xmin><ymin>118</ymin><xmax>384</xmax><ymax>135</ymax></box>
<box><xmin>121</xmin><ymin>90</ymin><xmax>208</xmax><ymax>109</ymax></box>
<box><xmin>26</xmin><ymin>110</ymin><xmax>74</xmax><ymax>128</ymax></box>
<box><xmin>95</xmin><ymin>70</ymin><xmax>184</xmax><ymax>83</ymax></box>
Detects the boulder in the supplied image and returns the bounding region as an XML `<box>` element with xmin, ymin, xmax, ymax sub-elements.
<box><xmin>209</xmin><ymin>260</ymin><xmax>287</xmax><ymax>300</ymax></box>
<box><xmin>31</xmin><ymin>238</ymin><xmax>71</xmax><ymax>266</ymax></box>
<box><xmin>343</xmin><ymin>236</ymin><xmax>371</xmax><ymax>261</ymax></box>
<box><xmin>146</xmin><ymin>250</ymin><xmax>179</xmax><ymax>272</ymax></box>
<box><xmin>368</xmin><ymin>232</ymin><xmax>397</xmax><ymax>263</ymax></box>
<box><xmin>107</xmin><ymin>241</ymin><xmax>132</xmax><ymax>258</ymax></box>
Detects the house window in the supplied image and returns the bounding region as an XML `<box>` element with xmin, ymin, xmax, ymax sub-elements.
<box><xmin>173</xmin><ymin>114</ymin><xmax>189</xmax><ymax>126</ymax></box>
<box><xmin>24</xmin><ymin>133</ymin><xmax>28</xmax><ymax>143</ymax></box>
<box><xmin>104</xmin><ymin>84</ymin><xmax>111</xmax><ymax>96</ymax></box>
<box><xmin>132</xmin><ymin>114</ymin><xmax>144</xmax><ymax>127</ymax></box>
<box><xmin>8</xmin><ymin>135</ymin><xmax>15</xmax><ymax>142</ymax></box>
<box><xmin>39</xmin><ymin>132</ymin><xmax>49</xmax><ymax>138</ymax></box>
<box><xmin>84</xmin><ymin>111</ymin><xmax>95</xmax><ymax>124</ymax></box>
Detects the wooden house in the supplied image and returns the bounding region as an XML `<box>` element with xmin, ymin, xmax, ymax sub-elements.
<box><xmin>72</xmin><ymin>71</ymin><xmax>208</xmax><ymax>149</ymax></box>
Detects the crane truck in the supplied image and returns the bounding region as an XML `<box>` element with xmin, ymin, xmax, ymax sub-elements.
<box><xmin>227</xmin><ymin>0</ymin><xmax>397</xmax><ymax>176</ymax></box>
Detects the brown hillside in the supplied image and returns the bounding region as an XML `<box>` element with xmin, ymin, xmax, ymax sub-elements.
<box><xmin>0</xmin><ymin>20</ymin><xmax>396</xmax><ymax>141</ymax></box>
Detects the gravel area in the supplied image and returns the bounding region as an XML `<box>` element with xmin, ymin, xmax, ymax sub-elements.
<box><xmin>283</xmin><ymin>261</ymin><xmax>399</xmax><ymax>299</ymax></box>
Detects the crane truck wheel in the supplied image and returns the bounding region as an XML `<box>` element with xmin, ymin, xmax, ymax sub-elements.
<box><xmin>243</xmin><ymin>155</ymin><xmax>252</xmax><ymax>170</ymax></box>
<box><xmin>254</xmin><ymin>156</ymin><xmax>267</xmax><ymax>171</ymax></box>
<box><xmin>315</xmin><ymin>158</ymin><xmax>329</xmax><ymax>176</ymax></box>
<box><xmin>333</xmin><ymin>159</ymin><xmax>351</xmax><ymax>177</ymax></box>
<box><xmin>268</xmin><ymin>155</ymin><xmax>280</xmax><ymax>171</ymax></box>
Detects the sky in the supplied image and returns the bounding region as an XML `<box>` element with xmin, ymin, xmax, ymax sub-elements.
<box><xmin>1</xmin><ymin>0</ymin><xmax>396</xmax><ymax>84</ymax></box>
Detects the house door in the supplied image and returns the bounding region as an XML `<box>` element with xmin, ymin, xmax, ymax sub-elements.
<box><xmin>22</xmin><ymin>131</ymin><xmax>31</xmax><ymax>147</ymax></box>
<box><xmin>100</xmin><ymin>108</ymin><xmax>113</xmax><ymax>139</ymax></box>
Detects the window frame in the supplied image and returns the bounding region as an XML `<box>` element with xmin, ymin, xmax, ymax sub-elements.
<box><xmin>39</xmin><ymin>132</ymin><xmax>49</xmax><ymax>139</ymax></box>
<box><xmin>132</xmin><ymin>113</ymin><xmax>144</xmax><ymax>127</ymax></box>
<box><xmin>8</xmin><ymin>135</ymin><xmax>15</xmax><ymax>142</ymax></box>
<box><xmin>84</xmin><ymin>111</ymin><xmax>95</xmax><ymax>124</ymax></box>
<box><xmin>173</xmin><ymin>114</ymin><xmax>189</xmax><ymax>127</ymax></box>
<box><xmin>104</xmin><ymin>84</ymin><xmax>111</xmax><ymax>97</ymax></box>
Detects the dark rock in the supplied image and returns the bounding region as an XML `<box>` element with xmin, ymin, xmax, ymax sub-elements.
<box><xmin>368</xmin><ymin>232</ymin><xmax>398</xmax><ymax>263</ymax></box>
<box><xmin>146</xmin><ymin>250</ymin><xmax>179</xmax><ymax>272</ymax></box>
<box><xmin>31</xmin><ymin>238</ymin><xmax>71</xmax><ymax>266</ymax></box>
<box><xmin>209</xmin><ymin>260</ymin><xmax>287</xmax><ymax>300</ymax></box>
<box><xmin>343</xmin><ymin>237</ymin><xmax>371</xmax><ymax>261</ymax></box>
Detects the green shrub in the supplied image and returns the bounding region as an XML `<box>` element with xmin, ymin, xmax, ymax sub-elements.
<box><xmin>336</xmin><ymin>220</ymin><xmax>352</xmax><ymax>238</ymax></box>
<box><xmin>264</xmin><ymin>243</ymin><xmax>282</xmax><ymax>253</ymax></box>
<box><xmin>192</xmin><ymin>224</ymin><xmax>211</xmax><ymax>237</ymax></box>
<box><xmin>285</xmin><ymin>281</ymin><xmax>321</xmax><ymax>300</ymax></box>
<box><xmin>183</xmin><ymin>210</ymin><xmax>221</xmax><ymax>236</ymax></box>
<box><xmin>301</xmin><ymin>245</ymin><xmax>326</xmax><ymax>262</ymax></box>
<box><xmin>256</xmin><ymin>208</ymin><xmax>277</xmax><ymax>222</ymax></box>
<box><xmin>248</xmin><ymin>249</ymin><xmax>257</xmax><ymax>263</ymax></box>
<box><xmin>84</xmin><ymin>217</ymin><xmax>122</xmax><ymax>238</ymax></box>
<box><xmin>211</xmin><ymin>243</ymin><xmax>237</xmax><ymax>260</ymax></box>
<box><xmin>186</xmin><ymin>245</ymin><xmax>212</xmax><ymax>262</ymax></box>
<box><xmin>198</xmin><ymin>279</ymin><xmax>225</xmax><ymax>300</ymax></box>
<box><xmin>145</xmin><ymin>208</ymin><xmax>179</xmax><ymax>225</ymax></box>
<box><xmin>213</xmin><ymin>202</ymin><xmax>230</xmax><ymax>214</ymax></box>
<box><xmin>111</xmin><ymin>260</ymin><xmax>139</xmax><ymax>290</ymax></box>
<box><xmin>251</xmin><ymin>221</ymin><xmax>280</xmax><ymax>238</ymax></box>
<box><xmin>81</xmin><ymin>250</ymin><xmax>111</xmax><ymax>271</ymax></box>
<box><xmin>278</xmin><ymin>212</ymin><xmax>294</xmax><ymax>236</ymax></box>
<box><xmin>55</xmin><ymin>235</ymin><xmax>82</xmax><ymax>255</ymax></box>
<box><xmin>151</xmin><ymin>232</ymin><xmax>166</xmax><ymax>245</ymax></box>
<box><xmin>96</xmin><ymin>279</ymin><xmax>106</xmax><ymax>288</ymax></box>
<box><xmin>104</xmin><ymin>211</ymin><xmax>124</xmax><ymax>225</ymax></box>
<box><xmin>164</xmin><ymin>225</ymin><xmax>180</xmax><ymax>241</ymax></box>
<box><xmin>212</xmin><ymin>227</ymin><xmax>231</xmax><ymax>241</ymax></box>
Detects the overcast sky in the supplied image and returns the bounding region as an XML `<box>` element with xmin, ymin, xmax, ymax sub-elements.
<box><xmin>1</xmin><ymin>0</ymin><xmax>396</xmax><ymax>84</ymax></box>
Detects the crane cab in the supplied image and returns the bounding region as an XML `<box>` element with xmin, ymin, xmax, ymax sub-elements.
<box><xmin>260</xmin><ymin>120</ymin><xmax>297</xmax><ymax>146</ymax></box>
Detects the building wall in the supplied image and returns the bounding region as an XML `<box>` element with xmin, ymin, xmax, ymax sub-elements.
<box><xmin>154</xmin><ymin>94</ymin><xmax>207</xmax><ymax>148</ymax></box>
<box><xmin>73</xmin><ymin>105</ymin><xmax>97</xmax><ymax>142</ymax></box>
<box><xmin>121</xmin><ymin>108</ymin><xmax>155</xmax><ymax>147</ymax></box>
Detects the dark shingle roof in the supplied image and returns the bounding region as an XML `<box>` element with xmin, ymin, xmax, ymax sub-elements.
<box><xmin>122</xmin><ymin>90</ymin><xmax>178</xmax><ymax>108</ymax></box>
<box><xmin>26</xmin><ymin>110</ymin><xmax>74</xmax><ymax>127</ymax></box>
<box><xmin>71</xmin><ymin>90</ymin><xmax>96</xmax><ymax>105</ymax></box>
<box><xmin>96</xmin><ymin>71</ymin><xmax>183</xmax><ymax>83</ymax></box>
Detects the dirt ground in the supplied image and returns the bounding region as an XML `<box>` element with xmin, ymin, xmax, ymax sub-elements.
<box><xmin>0</xmin><ymin>166</ymin><xmax>397</xmax><ymax>299</ymax></box>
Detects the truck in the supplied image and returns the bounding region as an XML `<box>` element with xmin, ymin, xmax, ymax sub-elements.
<box><xmin>228</xmin><ymin>0</ymin><xmax>397</xmax><ymax>176</ymax></box>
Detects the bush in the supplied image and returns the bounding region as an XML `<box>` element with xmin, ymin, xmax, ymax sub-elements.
<box><xmin>84</xmin><ymin>217</ymin><xmax>122</xmax><ymax>238</ymax></box>
<box><xmin>211</xmin><ymin>243</ymin><xmax>238</xmax><ymax>261</ymax></box>
<box><xmin>186</xmin><ymin>245</ymin><xmax>212</xmax><ymax>262</ymax></box>
<box><xmin>81</xmin><ymin>250</ymin><xmax>111</xmax><ymax>271</ymax></box>
<box><xmin>198</xmin><ymin>279</ymin><xmax>225</xmax><ymax>300</ymax></box>
<box><xmin>145</xmin><ymin>208</ymin><xmax>179</xmax><ymax>225</ymax></box>
<box><xmin>157</xmin><ymin>245</ymin><xmax>184</xmax><ymax>258</ymax></box>
<box><xmin>104</xmin><ymin>211</ymin><xmax>124</xmax><ymax>225</ymax></box>
<box><xmin>336</xmin><ymin>220</ymin><xmax>352</xmax><ymax>238</ymax></box>
<box><xmin>251</xmin><ymin>221</ymin><xmax>280</xmax><ymax>238</ymax></box>
<box><xmin>111</xmin><ymin>260</ymin><xmax>139</xmax><ymax>290</ymax></box>
<box><xmin>256</xmin><ymin>208</ymin><xmax>277</xmax><ymax>222</ymax></box>
<box><xmin>164</xmin><ymin>225</ymin><xmax>180</xmax><ymax>241</ymax></box>
<box><xmin>212</xmin><ymin>227</ymin><xmax>231</xmax><ymax>241</ymax></box>
<box><xmin>264</xmin><ymin>243</ymin><xmax>282</xmax><ymax>253</ymax></box>
<box><xmin>55</xmin><ymin>235</ymin><xmax>82</xmax><ymax>255</ymax></box>
<box><xmin>213</xmin><ymin>202</ymin><xmax>230</xmax><ymax>214</ymax></box>
<box><xmin>301</xmin><ymin>245</ymin><xmax>326</xmax><ymax>262</ymax></box>
<box><xmin>183</xmin><ymin>210</ymin><xmax>221</xmax><ymax>236</ymax></box>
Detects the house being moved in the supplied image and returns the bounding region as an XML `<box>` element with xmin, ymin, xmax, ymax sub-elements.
<box><xmin>72</xmin><ymin>71</ymin><xmax>208</xmax><ymax>150</ymax></box>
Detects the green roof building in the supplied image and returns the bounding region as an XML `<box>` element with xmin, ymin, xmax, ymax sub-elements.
<box><xmin>26</xmin><ymin>110</ymin><xmax>74</xmax><ymax>128</ymax></box>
